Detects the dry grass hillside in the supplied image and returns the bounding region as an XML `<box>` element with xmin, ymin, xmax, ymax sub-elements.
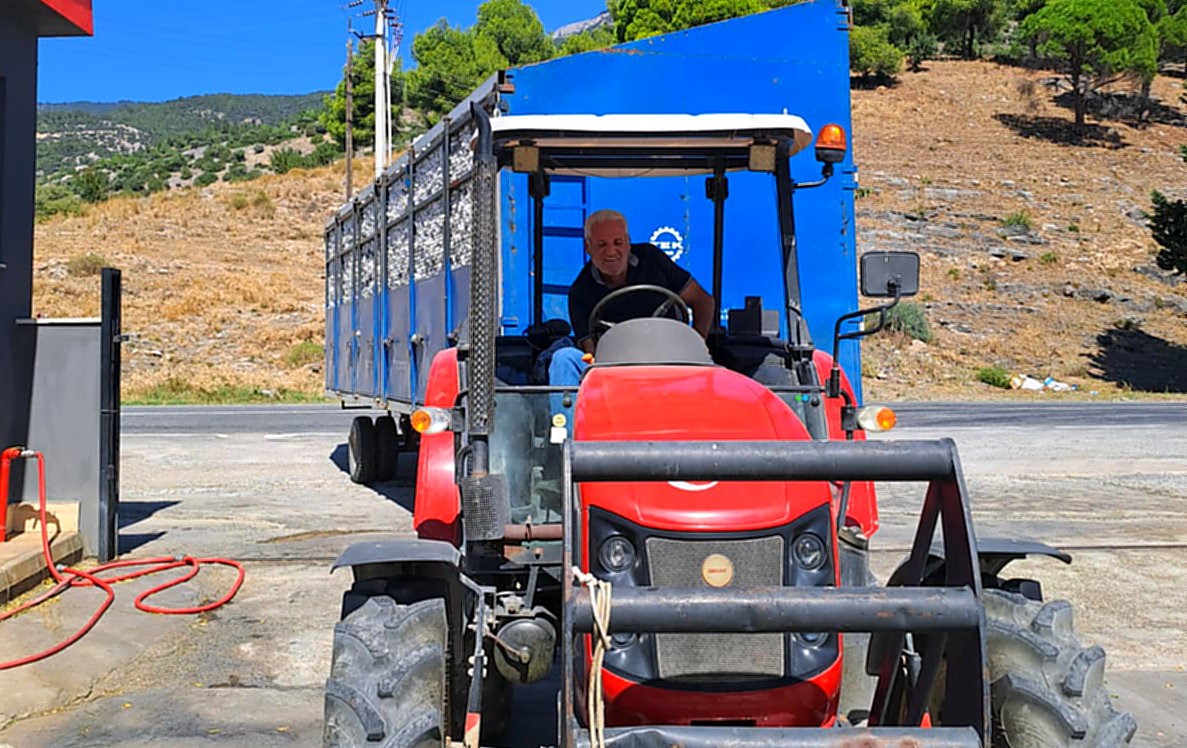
<box><xmin>854</xmin><ymin>62</ymin><xmax>1186</xmax><ymax>400</ymax></box>
<box><xmin>33</xmin><ymin>164</ymin><xmax>345</xmax><ymax>401</ymax></box>
<box><xmin>32</xmin><ymin>61</ymin><xmax>1187</xmax><ymax>402</ymax></box>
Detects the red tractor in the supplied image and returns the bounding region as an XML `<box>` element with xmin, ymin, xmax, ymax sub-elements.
<box><xmin>322</xmin><ymin>109</ymin><xmax>1134</xmax><ymax>747</ymax></box>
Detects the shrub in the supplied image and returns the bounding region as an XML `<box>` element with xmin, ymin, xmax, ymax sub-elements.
<box><xmin>1067</xmin><ymin>223</ymin><xmax>1080</xmax><ymax>232</ymax></box>
<box><xmin>253</xmin><ymin>143</ymin><xmax>266</xmax><ymax>154</ymax></box>
<box><xmin>195</xmin><ymin>171</ymin><xmax>219</xmax><ymax>187</ymax></box>
<box><xmin>35</xmin><ymin>184</ymin><xmax>86</xmax><ymax>221</ymax></box>
<box><xmin>72</xmin><ymin>167</ymin><xmax>109</xmax><ymax>203</ymax></box>
<box><xmin>976</xmin><ymin>366</ymin><xmax>1012</xmax><ymax>389</ymax></box>
<box><xmin>67</xmin><ymin>252</ymin><xmax>108</xmax><ymax>277</ymax></box>
<box><xmin>1039</xmin><ymin>252</ymin><xmax>1059</xmax><ymax>265</ymax></box>
<box><xmin>1002</xmin><ymin>211</ymin><xmax>1032</xmax><ymax>231</ymax></box>
<box><xmin>878</xmin><ymin>301</ymin><xmax>932</xmax><ymax>342</ymax></box>
<box><xmin>906</xmin><ymin>32</ymin><xmax>937</xmax><ymax>72</ymax></box>
<box><xmin>1149</xmin><ymin>190</ymin><xmax>1187</xmax><ymax>276</ymax></box>
<box><xmin>250</xmin><ymin>190</ymin><xmax>276</xmax><ymax>218</ymax></box>
<box><xmin>947</xmin><ymin>267</ymin><xmax>961</xmax><ymax>280</ymax></box>
<box><xmin>269</xmin><ymin>147</ymin><xmax>303</xmax><ymax>175</ymax></box>
<box><xmin>227</xmin><ymin>193</ymin><xmax>250</xmax><ymax>210</ymax></box>
<box><xmin>850</xmin><ymin>25</ymin><xmax>903</xmax><ymax>80</ymax></box>
<box><xmin>1180</xmin><ymin>144</ymin><xmax>1186</xmax><ymax>162</ymax></box>
<box><xmin>285</xmin><ymin>340</ymin><xmax>323</xmax><ymax>367</ymax></box>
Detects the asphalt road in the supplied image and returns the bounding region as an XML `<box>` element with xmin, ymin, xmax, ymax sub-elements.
<box><xmin>120</xmin><ymin>400</ymin><xmax>1186</xmax><ymax>434</ymax></box>
<box><xmin>0</xmin><ymin>401</ymin><xmax>1183</xmax><ymax>746</ymax></box>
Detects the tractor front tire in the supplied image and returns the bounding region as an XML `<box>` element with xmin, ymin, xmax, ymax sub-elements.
<box><xmin>348</xmin><ymin>416</ymin><xmax>377</xmax><ymax>485</ymax></box>
<box><xmin>984</xmin><ymin>589</ymin><xmax>1136</xmax><ymax>748</ymax></box>
<box><xmin>324</xmin><ymin>596</ymin><xmax>447</xmax><ymax>748</ymax></box>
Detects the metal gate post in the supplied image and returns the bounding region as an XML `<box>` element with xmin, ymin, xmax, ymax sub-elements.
<box><xmin>98</xmin><ymin>268</ymin><xmax>122</xmax><ymax>562</ymax></box>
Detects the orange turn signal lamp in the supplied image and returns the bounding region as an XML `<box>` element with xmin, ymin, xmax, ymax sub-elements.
<box><xmin>856</xmin><ymin>405</ymin><xmax>897</xmax><ymax>432</ymax></box>
<box><xmin>815</xmin><ymin>123</ymin><xmax>847</xmax><ymax>164</ymax></box>
<box><xmin>410</xmin><ymin>407</ymin><xmax>451</xmax><ymax>435</ymax></box>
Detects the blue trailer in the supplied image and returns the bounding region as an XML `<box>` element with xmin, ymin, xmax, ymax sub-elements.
<box><xmin>323</xmin><ymin>0</ymin><xmax>861</xmax><ymax>415</ymax></box>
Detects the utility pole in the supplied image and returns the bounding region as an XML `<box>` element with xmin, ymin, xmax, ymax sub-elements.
<box><xmin>373</xmin><ymin>0</ymin><xmax>388</xmax><ymax>179</ymax></box>
<box><xmin>345</xmin><ymin>37</ymin><xmax>354</xmax><ymax>199</ymax></box>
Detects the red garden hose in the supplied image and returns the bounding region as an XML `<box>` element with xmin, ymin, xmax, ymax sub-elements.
<box><xmin>0</xmin><ymin>447</ymin><xmax>246</xmax><ymax>670</ymax></box>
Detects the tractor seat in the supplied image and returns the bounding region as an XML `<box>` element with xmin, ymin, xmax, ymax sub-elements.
<box><xmin>594</xmin><ymin>318</ymin><xmax>713</xmax><ymax>366</ymax></box>
<box><xmin>495</xmin><ymin>336</ymin><xmax>537</xmax><ymax>385</ymax></box>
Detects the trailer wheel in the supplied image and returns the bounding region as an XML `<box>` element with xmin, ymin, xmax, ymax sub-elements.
<box><xmin>375</xmin><ymin>415</ymin><xmax>400</xmax><ymax>482</ymax></box>
<box><xmin>348</xmin><ymin>416</ymin><xmax>377</xmax><ymax>485</ymax></box>
<box><xmin>984</xmin><ymin>589</ymin><xmax>1136</xmax><ymax>748</ymax></box>
<box><xmin>323</xmin><ymin>596</ymin><xmax>447</xmax><ymax>747</ymax></box>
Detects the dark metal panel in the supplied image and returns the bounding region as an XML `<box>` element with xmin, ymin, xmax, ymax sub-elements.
<box><xmin>0</xmin><ymin>23</ymin><xmax>38</xmax><ymax>470</ymax></box>
<box><xmin>385</xmin><ymin>168</ymin><xmax>414</xmax><ymax>404</ymax></box>
<box><xmin>98</xmin><ymin>269</ymin><xmax>121</xmax><ymax>562</ymax></box>
<box><xmin>571</xmin><ymin>586</ymin><xmax>980</xmax><ymax>634</ymax></box>
<box><xmin>18</xmin><ymin>321</ymin><xmax>102</xmax><ymax>553</ymax></box>
<box><xmin>569</xmin><ymin>440</ymin><xmax>957</xmax><ymax>483</ymax></box>
<box><xmin>414</xmin><ymin>273</ymin><xmax>447</xmax><ymax>400</ymax></box>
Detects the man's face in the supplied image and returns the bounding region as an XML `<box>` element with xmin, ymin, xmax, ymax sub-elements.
<box><xmin>586</xmin><ymin>218</ymin><xmax>631</xmax><ymax>280</ymax></box>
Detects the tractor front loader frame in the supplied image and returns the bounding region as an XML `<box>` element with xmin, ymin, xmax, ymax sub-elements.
<box><xmin>560</xmin><ymin>438</ymin><xmax>990</xmax><ymax>748</ymax></box>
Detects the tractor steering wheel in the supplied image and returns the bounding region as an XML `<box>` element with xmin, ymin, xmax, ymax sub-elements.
<box><xmin>588</xmin><ymin>284</ymin><xmax>690</xmax><ymax>337</ymax></box>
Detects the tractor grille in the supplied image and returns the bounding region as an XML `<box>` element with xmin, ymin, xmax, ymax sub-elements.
<box><xmin>645</xmin><ymin>535</ymin><xmax>785</xmax><ymax>682</ymax></box>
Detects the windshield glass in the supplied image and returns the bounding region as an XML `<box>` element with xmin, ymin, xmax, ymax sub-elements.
<box><xmin>489</xmin><ymin>389</ymin><xmax>573</xmax><ymax>525</ymax></box>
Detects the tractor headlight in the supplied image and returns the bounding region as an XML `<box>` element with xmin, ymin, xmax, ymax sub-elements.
<box><xmin>792</xmin><ymin>533</ymin><xmax>826</xmax><ymax>571</ymax></box>
<box><xmin>598</xmin><ymin>536</ymin><xmax>636</xmax><ymax>574</ymax></box>
<box><xmin>796</xmin><ymin>631</ymin><xmax>828</xmax><ymax>647</ymax></box>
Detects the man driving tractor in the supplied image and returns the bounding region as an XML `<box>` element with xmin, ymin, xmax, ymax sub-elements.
<box><xmin>548</xmin><ymin>209</ymin><xmax>716</xmax><ymax>397</ymax></box>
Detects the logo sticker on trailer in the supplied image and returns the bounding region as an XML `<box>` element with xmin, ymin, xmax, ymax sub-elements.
<box><xmin>650</xmin><ymin>226</ymin><xmax>685</xmax><ymax>262</ymax></box>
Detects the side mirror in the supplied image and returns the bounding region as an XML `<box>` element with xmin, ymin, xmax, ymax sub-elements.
<box><xmin>860</xmin><ymin>251</ymin><xmax>919</xmax><ymax>298</ymax></box>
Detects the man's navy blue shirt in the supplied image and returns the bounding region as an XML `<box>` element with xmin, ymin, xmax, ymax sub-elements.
<box><xmin>568</xmin><ymin>243</ymin><xmax>692</xmax><ymax>342</ymax></box>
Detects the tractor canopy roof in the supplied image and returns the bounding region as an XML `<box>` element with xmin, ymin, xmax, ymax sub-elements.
<box><xmin>489</xmin><ymin>113</ymin><xmax>814</xmax><ymax>177</ymax></box>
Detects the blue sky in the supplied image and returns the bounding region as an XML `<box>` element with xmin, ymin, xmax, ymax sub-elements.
<box><xmin>38</xmin><ymin>0</ymin><xmax>609</xmax><ymax>103</ymax></box>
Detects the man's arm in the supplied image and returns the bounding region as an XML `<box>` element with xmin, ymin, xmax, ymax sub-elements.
<box><xmin>568</xmin><ymin>277</ymin><xmax>595</xmax><ymax>352</ymax></box>
<box><xmin>680</xmin><ymin>279</ymin><xmax>716</xmax><ymax>340</ymax></box>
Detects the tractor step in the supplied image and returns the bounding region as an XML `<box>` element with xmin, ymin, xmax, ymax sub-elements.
<box><xmin>571</xmin><ymin>725</ymin><xmax>981</xmax><ymax>748</ymax></box>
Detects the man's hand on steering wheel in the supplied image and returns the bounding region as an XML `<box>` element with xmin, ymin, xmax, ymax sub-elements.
<box><xmin>587</xmin><ymin>284</ymin><xmax>691</xmax><ymax>337</ymax></box>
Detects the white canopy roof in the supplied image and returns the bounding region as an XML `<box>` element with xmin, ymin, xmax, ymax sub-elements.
<box><xmin>486</xmin><ymin>113</ymin><xmax>811</xmax><ymax>178</ymax></box>
<box><xmin>488</xmin><ymin>113</ymin><xmax>815</xmax><ymax>176</ymax></box>
<box><xmin>491</xmin><ymin>113</ymin><xmax>816</xmax><ymax>149</ymax></box>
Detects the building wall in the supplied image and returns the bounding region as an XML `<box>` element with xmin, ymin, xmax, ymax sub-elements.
<box><xmin>0</xmin><ymin>15</ymin><xmax>39</xmax><ymax>466</ymax></box>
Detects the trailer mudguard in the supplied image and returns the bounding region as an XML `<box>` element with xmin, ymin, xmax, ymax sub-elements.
<box><xmin>413</xmin><ymin>347</ymin><xmax>462</xmax><ymax>545</ymax></box>
<box><xmin>812</xmin><ymin>349</ymin><xmax>879</xmax><ymax>538</ymax></box>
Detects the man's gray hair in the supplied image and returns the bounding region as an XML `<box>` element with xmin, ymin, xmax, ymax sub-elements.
<box><xmin>584</xmin><ymin>209</ymin><xmax>629</xmax><ymax>242</ymax></box>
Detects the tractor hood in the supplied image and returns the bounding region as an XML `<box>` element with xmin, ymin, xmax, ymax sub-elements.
<box><xmin>572</xmin><ymin>364</ymin><xmax>832</xmax><ymax>532</ymax></box>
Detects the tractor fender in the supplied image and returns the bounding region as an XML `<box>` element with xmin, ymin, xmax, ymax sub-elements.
<box><xmin>930</xmin><ymin>537</ymin><xmax>1072</xmax><ymax>579</ymax></box>
<box><xmin>332</xmin><ymin>538</ymin><xmax>469</xmax><ymax>617</ymax></box>
<box><xmin>331</xmin><ymin>537</ymin><xmax>461</xmax><ymax>574</ymax></box>
<box><xmin>865</xmin><ymin>539</ymin><xmax>1073</xmax><ymax>677</ymax></box>
<box><xmin>882</xmin><ymin>537</ymin><xmax>1071</xmax><ymax>589</ymax></box>
<box><xmin>413</xmin><ymin>347</ymin><xmax>462</xmax><ymax>545</ymax></box>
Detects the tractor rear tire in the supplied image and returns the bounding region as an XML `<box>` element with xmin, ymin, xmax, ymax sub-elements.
<box><xmin>323</xmin><ymin>596</ymin><xmax>447</xmax><ymax>748</ymax></box>
<box><xmin>348</xmin><ymin>416</ymin><xmax>377</xmax><ymax>485</ymax></box>
<box><xmin>984</xmin><ymin>588</ymin><xmax>1136</xmax><ymax>748</ymax></box>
